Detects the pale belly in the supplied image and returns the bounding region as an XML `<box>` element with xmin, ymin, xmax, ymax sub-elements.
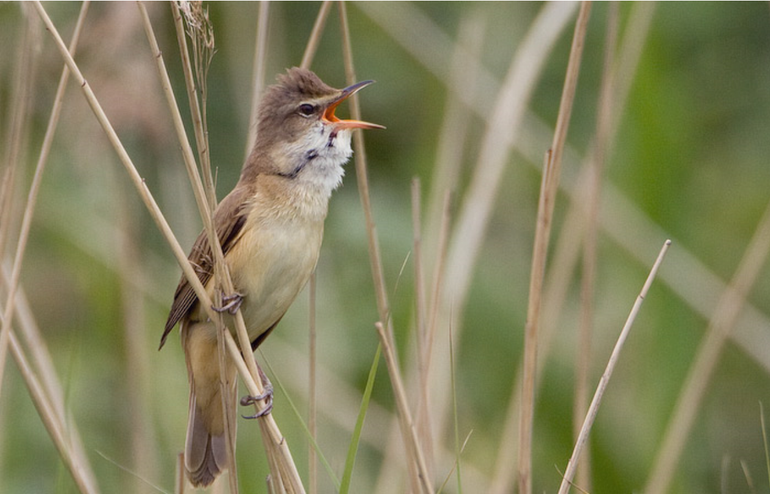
<box><xmin>223</xmin><ymin>216</ymin><xmax>324</xmax><ymax>342</ymax></box>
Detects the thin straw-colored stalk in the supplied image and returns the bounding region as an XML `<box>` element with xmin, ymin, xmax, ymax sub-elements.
<box><xmin>308</xmin><ymin>274</ymin><xmax>318</xmax><ymax>494</ymax></box>
<box><xmin>296</xmin><ymin>5</ymin><xmax>334</xmax><ymax>489</ymax></box>
<box><xmin>762</xmin><ymin>402</ymin><xmax>770</xmax><ymax>490</ymax></box>
<box><xmin>159</xmin><ymin>6</ymin><xmax>243</xmax><ymax>491</ymax></box>
<box><xmin>34</xmin><ymin>0</ymin><xmax>212</xmax><ymax>322</ymax></box>
<box><xmin>0</xmin><ymin>14</ymin><xmax>98</xmax><ymax>492</ymax></box>
<box><xmin>300</xmin><ymin>1</ymin><xmax>333</xmax><ymax>70</ymax></box>
<box><xmin>339</xmin><ymin>2</ymin><xmax>434</xmax><ymax>490</ymax></box>
<box><xmin>3</xmin><ymin>324</ymin><xmax>98</xmax><ymax>494</ymax></box>
<box><xmin>375</xmin><ymin>322</ymin><xmax>434</xmax><ymax>493</ymax></box>
<box><xmin>573</xmin><ymin>3</ymin><xmax>619</xmax><ymax>488</ymax></box>
<box><xmin>0</xmin><ymin>3</ymin><xmax>41</xmax><ymax>397</ymax></box>
<box><xmin>518</xmin><ymin>4</ymin><xmax>591</xmax><ymax>494</ymax></box>
<box><xmin>424</xmin><ymin>9</ymin><xmax>485</xmax><ymax>263</ymax></box>
<box><xmin>171</xmin><ymin>1</ymin><xmax>216</xmax><ymax>212</ymax></box>
<box><xmin>645</xmin><ymin>198</ymin><xmax>770</xmax><ymax>494</ymax></box>
<box><xmin>411</xmin><ymin>177</ymin><xmax>435</xmax><ymax>480</ymax></box>
<box><xmin>491</xmin><ymin>7</ymin><xmax>655</xmax><ymax>488</ymax></box>
<box><xmin>377</xmin><ymin>12</ymin><xmax>481</xmax><ymax>489</ymax></box>
<box><xmin>37</xmin><ymin>4</ymin><xmax>300</xmax><ymax>491</ymax></box>
<box><xmin>169</xmin><ymin>5</ymin><xmax>307</xmax><ymax>491</ymax></box>
<box><xmin>2</xmin><ymin>265</ymin><xmax>99</xmax><ymax>493</ymax></box>
<box><xmin>338</xmin><ymin>3</ymin><xmax>390</xmax><ymax>326</ymax></box>
<box><xmin>0</xmin><ymin>3</ymin><xmax>38</xmax><ymax>260</ymax></box>
<box><xmin>116</xmin><ymin>186</ymin><xmax>158</xmax><ymax>493</ymax></box>
<box><xmin>559</xmin><ymin>239</ymin><xmax>671</xmax><ymax>494</ymax></box>
<box><xmin>489</xmin><ymin>174</ymin><xmax>588</xmax><ymax>494</ymax></box>
<box><xmin>433</xmin><ymin>2</ymin><xmax>578</xmax><ymax>453</ymax></box>
<box><xmin>141</xmin><ymin>5</ymin><xmax>238</xmax><ymax>487</ymax></box>
<box><xmin>245</xmin><ymin>1</ymin><xmax>269</xmax><ymax>155</ymax></box>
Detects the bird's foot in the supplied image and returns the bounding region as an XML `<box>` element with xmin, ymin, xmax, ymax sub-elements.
<box><xmin>212</xmin><ymin>292</ymin><xmax>244</xmax><ymax>315</ymax></box>
<box><xmin>240</xmin><ymin>383</ymin><xmax>274</xmax><ymax>419</ymax></box>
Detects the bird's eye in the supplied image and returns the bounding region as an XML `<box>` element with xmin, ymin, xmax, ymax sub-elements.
<box><xmin>298</xmin><ymin>104</ymin><xmax>315</xmax><ymax>117</ymax></box>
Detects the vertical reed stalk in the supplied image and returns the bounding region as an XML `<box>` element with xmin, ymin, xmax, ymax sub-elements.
<box><xmin>573</xmin><ymin>3</ymin><xmax>618</xmax><ymax>488</ymax></box>
<box><xmin>559</xmin><ymin>240</ymin><xmax>671</xmax><ymax>494</ymax></box>
<box><xmin>518</xmin><ymin>4</ymin><xmax>591</xmax><ymax>493</ymax></box>
<box><xmin>645</xmin><ymin>198</ymin><xmax>770</xmax><ymax>494</ymax></box>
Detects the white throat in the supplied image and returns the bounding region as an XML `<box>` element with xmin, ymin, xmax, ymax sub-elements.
<box><xmin>282</xmin><ymin>123</ymin><xmax>352</xmax><ymax>197</ymax></box>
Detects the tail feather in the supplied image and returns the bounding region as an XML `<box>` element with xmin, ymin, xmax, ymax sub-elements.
<box><xmin>185</xmin><ymin>394</ymin><xmax>228</xmax><ymax>487</ymax></box>
<box><xmin>182</xmin><ymin>322</ymin><xmax>238</xmax><ymax>488</ymax></box>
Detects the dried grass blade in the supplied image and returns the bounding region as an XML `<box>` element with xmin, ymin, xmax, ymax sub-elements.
<box><xmin>300</xmin><ymin>2</ymin><xmax>333</xmax><ymax>70</ymax></box>
<box><xmin>558</xmin><ymin>239</ymin><xmax>671</xmax><ymax>494</ymax></box>
<box><xmin>6</xmin><ymin>328</ymin><xmax>99</xmax><ymax>493</ymax></box>
<box><xmin>573</xmin><ymin>3</ymin><xmax>619</xmax><ymax>487</ymax></box>
<box><xmin>518</xmin><ymin>4</ymin><xmax>591</xmax><ymax>493</ymax></box>
<box><xmin>645</xmin><ymin>196</ymin><xmax>770</xmax><ymax>494</ymax></box>
<box><xmin>246</xmin><ymin>2</ymin><xmax>270</xmax><ymax>157</ymax></box>
<box><xmin>0</xmin><ymin>2</ymin><xmax>42</xmax><ymax>398</ymax></box>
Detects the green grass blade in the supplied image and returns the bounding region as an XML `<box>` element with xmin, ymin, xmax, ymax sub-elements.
<box><xmin>259</xmin><ymin>352</ymin><xmax>341</xmax><ymax>490</ymax></box>
<box><xmin>761</xmin><ymin>402</ymin><xmax>770</xmax><ymax>490</ymax></box>
<box><xmin>340</xmin><ymin>343</ymin><xmax>382</xmax><ymax>494</ymax></box>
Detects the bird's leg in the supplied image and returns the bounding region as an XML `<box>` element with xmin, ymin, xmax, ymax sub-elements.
<box><xmin>240</xmin><ymin>362</ymin><xmax>274</xmax><ymax>419</ymax></box>
<box><xmin>212</xmin><ymin>291</ymin><xmax>244</xmax><ymax>315</ymax></box>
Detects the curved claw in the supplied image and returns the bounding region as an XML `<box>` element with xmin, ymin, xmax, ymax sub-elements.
<box><xmin>241</xmin><ymin>401</ymin><xmax>273</xmax><ymax>419</ymax></box>
<box><xmin>213</xmin><ymin>292</ymin><xmax>244</xmax><ymax>315</ymax></box>
<box><xmin>240</xmin><ymin>383</ymin><xmax>274</xmax><ymax>419</ymax></box>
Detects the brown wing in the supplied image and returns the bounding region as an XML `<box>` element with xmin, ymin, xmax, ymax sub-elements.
<box><xmin>159</xmin><ymin>187</ymin><xmax>251</xmax><ymax>349</ymax></box>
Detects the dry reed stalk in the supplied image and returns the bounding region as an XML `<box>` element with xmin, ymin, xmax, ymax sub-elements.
<box><xmin>411</xmin><ymin>177</ymin><xmax>436</xmax><ymax>480</ymax></box>
<box><xmin>307</xmin><ymin>273</ymin><xmax>318</xmax><ymax>494</ymax></box>
<box><xmin>0</xmin><ymin>3</ymin><xmax>39</xmax><ymax>261</ymax></box>
<box><xmin>424</xmin><ymin>9</ymin><xmax>485</xmax><ymax>264</ymax></box>
<box><xmin>489</xmin><ymin>179</ymin><xmax>587</xmax><ymax>494</ymax></box>
<box><xmin>370</xmin><ymin>4</ymin><xmax>577</xmax><ymax>491</ymax></box>
<box><xmin>0</xmin><ymin>2</ymin><xmax>41</xmax><ymax>397</ymax></box>
<box><xmin>644</xmin><ymin>199</ymin><xmax>770</xmax><ymax>494</ymax></box>
<box><xmin>37</xmin><ymin>3</ymin><xmax>301</xmax><ymax>491</ymax></box>
<box><xmin>573</xmin><ymin>3</ymin><xmax>619</xmax><ymax>488</ymax></box>
<box><xmin>431</xmin><ymin>2</ymin><xmax>578</xmax><ymax>453</ymax></box>
<box><xmin>138</xmin><ymin>6</ymin><xmax>242</xmax><ymax>490</ymax></box>
<box><xmin>4</xmin><ymin>328</ymin><xmax>98</xmax><ymax>493</ymax></box>
<box><xmin>167</xmin><ymin>6</ymin><xmax>243</xmax><ymax>491</ymax></box>
<box><xmin>0</xmin><ymin>6</ymin><xmax>99</xmax><ymax>492</ymax></box>
<box><xmin>339</xmin><ymin>2</ymin><xmax>435</xmax><ymax>490</ymax></box>
<box><xmin>176</xmin><ymin>4</ymin><xmax>310</xmax><ymax>491</ymax></box>
<box><xmin>558</xmin><ymin>239</ymin><xmax>671</xmax><ymax>494</ymax></box>
<box><xmin>518</xmin><ymin>4</ymin><xmax>591</xmax><ymax>493</ymax></box>
<box><xmin>491</xmin><ymin>7</ymin><xmax>655</xmax><ymax>487</ymax></box>
<box><xmin>116</xmin><ymin>186</ymin><xmax>159</xmax><ymax>491</ymax></box>
<box><xmin>375</xmin><ymin>12</ymin><xmax>483</xmax><ymax>489</ymax></box>
<box><xmin>296</xmin><ymin>5</ymin><xmax>335</xmax><ymax>490</ymax></box>
<box><xmin>338</xmin><ymin>2</ymin><xmax>391</xmax><ymax>326</ymax></box>
<box><xmin>1</xmin><ymin>266</ymin><xmax>100</xmax><ymax>493</ymax></box>
<box><xmin>300</xmin><ymin>1</ymin><xmax>333</xmax><ymax>71</ymax></box>
<box><xmin>171</xmin><ymin>1</ymin><xmax>217</xmax><ymax>212</ymax></box>
<box><xmin>375</xmin><ymin>322</ymin><xmax>435</xmax><ymax>494</ymax></box>
<box><xmin>245</xmin><ymin>2</ymin><xmax>270</xmax><ymax>156</ymax></box>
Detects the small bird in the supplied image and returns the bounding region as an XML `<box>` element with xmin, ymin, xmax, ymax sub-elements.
<box><xmin>160</xmin><ymin>67</ymin><xmax>383</xmax><ymax>487</ymax></box>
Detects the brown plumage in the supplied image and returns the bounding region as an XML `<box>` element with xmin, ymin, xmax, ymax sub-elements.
<box><xmin>161</xmin><ymin>68</ymin><xmax>382</xmax><ymax>487</ymax></box>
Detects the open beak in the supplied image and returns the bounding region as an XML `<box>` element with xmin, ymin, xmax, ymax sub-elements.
<box><xmin>323</xmin><ymin>80</ymin><xmax>385</xmax><ymax>130</ymax></box>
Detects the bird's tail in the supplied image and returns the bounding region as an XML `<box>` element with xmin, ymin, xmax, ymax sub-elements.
<box><xmin>185</xmin><ymin>390</ymin><xmax>229</xmax><ymax>487</ymax></box>
<box><xmin>182</xmin><ymin>323</ymin><xmax>237</xmax><ymax>487</ymax></box>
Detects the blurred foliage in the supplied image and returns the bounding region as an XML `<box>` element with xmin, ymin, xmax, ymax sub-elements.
<box><xmin>1</xmin><ymin>2</ymin><xmax>770</xmax><ymax>493</ymax></box>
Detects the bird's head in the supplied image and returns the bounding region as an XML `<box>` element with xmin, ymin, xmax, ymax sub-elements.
<box><xmin>251</xmin><ymin>68</ymin><xmax>383</xmax><ymax>188</ymax></box>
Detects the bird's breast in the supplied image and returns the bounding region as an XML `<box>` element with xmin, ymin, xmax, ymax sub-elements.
<box><xmin>226</xmin><ymin>209</ymin><xmax>325</xmax><ymax>341</ymax></box>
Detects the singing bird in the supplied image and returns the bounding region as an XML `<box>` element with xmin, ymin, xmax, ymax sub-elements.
<box><xmin>160</xmin><ymin>67</ymin><xmax>383</xmax><ymax>487</ymax></box>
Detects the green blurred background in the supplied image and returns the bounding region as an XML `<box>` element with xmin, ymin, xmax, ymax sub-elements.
<box><xmin>1</xmin><ymin>2</ymin><xmax>770</xmax><ymax>493</ymax></box>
